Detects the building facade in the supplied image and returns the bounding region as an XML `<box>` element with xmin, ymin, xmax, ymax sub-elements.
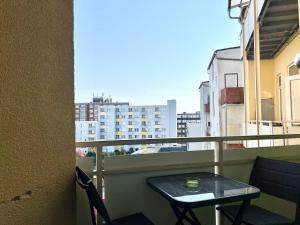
<box><xmin>75</xmin><ymin>98</ymin><xmax>177</xmax><ymax>151</ymax></box>
<box><xmin>198</xmin><ymin>47</ymin><xmax>244</xmax><ymax>149</ymax></box>
<box><xmin>228</xmin><ymin>0</ymin><xmax>300</xmax><ymax>147</ymax></box>
<box><xmin>177</xmin><ymin>112</ymin><xmax>200</xmax><ymax>137</ymax></box>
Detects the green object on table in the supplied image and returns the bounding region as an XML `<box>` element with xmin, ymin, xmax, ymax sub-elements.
<box><xmin>185</xmin><ymin>177</ymin><xmax>200</xmax><ymax>188</ymax></box>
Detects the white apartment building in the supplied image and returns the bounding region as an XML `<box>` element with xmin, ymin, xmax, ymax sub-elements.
<box><xmin>75</xmin><ymin>98</ymin><xmax>177</xmax><ymax>152</ymax></box>
<box><xmin>198</xmin><ymin>47</ymin><xmax>244</xmax><ymax>149</ymax></box>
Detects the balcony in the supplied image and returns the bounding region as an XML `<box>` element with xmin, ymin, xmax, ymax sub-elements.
<box><xmin>243</xmin><ymin>0</ymin><xmax>299</xmax><ymax>59</ymax></box>
<box><xmin>76</xmin><ymin>134</ymin><xmax>300</xmax><ymax>225</ymax></box>
<box><xmin>246</xmin><ymin>120</ymin><xmax>300</xmax><ymax>147</ymax></box>
<box><xmin>204</xmin><ymin>103</ymin><xmax>210</xmax><ymax>113</ymax></box>
<box><xmin>221</xmin><ymin>87</ymin><xmax>244</xmax><ymax>105</ymax></box>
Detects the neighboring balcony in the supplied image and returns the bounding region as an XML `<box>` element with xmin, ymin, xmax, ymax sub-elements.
<box><xmin>76</xmin><ymin>134</ymin><xmax>300</xmax><ymax>225</ymax></box>
<box><xmin>220</xmin><ymin>87</ymin><xmax>244</xmax><ymax>105</ymax></box>
<box><xmin>204</xmin><ymin>103</ymin><xmax>210</xmax><ymax>113</ymax></box>
<box><xmin>244</xmin><ymin>0</ymin><xmax>299</xmax><ymax>59</ymax></box>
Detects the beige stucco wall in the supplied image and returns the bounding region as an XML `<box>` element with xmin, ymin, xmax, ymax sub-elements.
<box><xmin>0</xmin><ymin>1</ymin><xmax>75</xmax><ymax>225</ymax></box>
<box><xmin>273</xmin><ymin>33</ymin><xmax>300</xmax><ymax>121</ymax></box>
<box><xmin>245</xmin><ymin>33</ymin><xmax>300</xmax><ymax>122</ymax></box>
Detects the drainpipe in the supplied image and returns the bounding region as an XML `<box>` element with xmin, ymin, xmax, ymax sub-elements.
<box><xmin>242</xmin><ymin>17</ymin><xmax>249</xmax><ymax>146</ymax></box>
<box><xmin>253</xmin><ymin>0</ymin><xmax>262</xmax><ymax>145</ymax></box>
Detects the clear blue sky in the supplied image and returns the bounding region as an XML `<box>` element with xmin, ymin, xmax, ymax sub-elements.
<box><xmin>74</xmin><ymin>0</ymin><xmax>240</xmax><ymax>113</ymax></box>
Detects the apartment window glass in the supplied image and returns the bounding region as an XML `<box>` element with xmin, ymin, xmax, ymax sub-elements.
<box><xmin>288</xmin><ymin>64</ymin><xmax>299</xmax><ymax>76</ymax></box>
<box><xmin>225</xmin><ymin>73</ymin><xmax>238</xmax><ymax>87</ymax></box>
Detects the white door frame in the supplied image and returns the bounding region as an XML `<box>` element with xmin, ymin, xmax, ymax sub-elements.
<box><xmin>285</xmin><ymin>74</ymin><xmax>300</xmax><ymax>125</ymax></box>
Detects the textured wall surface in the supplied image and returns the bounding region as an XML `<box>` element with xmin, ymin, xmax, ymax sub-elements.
<box><xmin>0</xmin><ymin>1</ymin><xmax>75</xmax><ymax>224</ymax></box>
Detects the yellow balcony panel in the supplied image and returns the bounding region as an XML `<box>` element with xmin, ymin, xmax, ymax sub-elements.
<box><xmin>116</xmin><ymin>131</ymin><xmax>122</xmax><ymax>136</ymax></box>
<box><xmin>141</xmin><ymin>132</ymin><xmax>148</xmax><ymax>135</ymax></box>
<box><xmin>128</xmin><ymin>125</ymin><xmax>134</xmax><ymax>129</ymax></box>
<box><xmin>100</xmin><ymin>125</ymin><xmax>106</xmax><ymax>129</ymax></box>
<box><xmin>155</xmin><ymin>111</ymin><xmax>160</xmax><ymax>115</ymax></box>
<box><xmin>100</xmin><ymin>112</ymin><xmax>106</xmax><ymax>116</ymax></box>
<box><xmin>115</xmin><ymin>118</ymin><xmax>122</xmax><ymax>122</ymax></box>
<box><xmin>128</xmin><ymin>112</ymin><xmax>134</xmax><ymax>115</ymax></box>
<box><xmin>141</xmin><ymin>118</ymin><xmax>148</xmax><ymax>122</ymax></box>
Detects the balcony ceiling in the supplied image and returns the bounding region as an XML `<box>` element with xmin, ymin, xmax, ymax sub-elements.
<box><xmin>247</xmin><ymin>0</ymin><xmax>299</xmax><ymax>59</ymax></box>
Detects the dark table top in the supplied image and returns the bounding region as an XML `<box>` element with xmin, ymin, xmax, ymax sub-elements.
<box><xmin>147</xmin><ymin>172</ymin><xmax>260</xmax><ymax>208</ymax></box>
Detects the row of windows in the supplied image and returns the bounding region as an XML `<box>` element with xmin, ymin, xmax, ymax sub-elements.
<box><xmin>177</xmin><ymin>114</ymin><xmax>200</xmax><ymax>119</ymax></box>
<box><xmin>115</xmin><ymin>134</ymin><xmax>165</xmax><ymax>139</ymax></box>
<box><xmin>75</xmin><ymin>105</ymin><xmax>164</xmax><ymax>113</ymax></box>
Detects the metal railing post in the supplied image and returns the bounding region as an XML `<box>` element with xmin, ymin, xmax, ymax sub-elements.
<box><xmin>215</xmin><ymin>140</ymin><xmax>224</xmax><ymax>225</ymax></box>
<box><xmin>96</xmin><ymin>145</ymin><xmax>103</xmax><ymax>225</ymax></box>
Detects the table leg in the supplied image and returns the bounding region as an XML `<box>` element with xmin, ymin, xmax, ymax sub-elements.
<box><xmin>232</xmin><ymin>200</ymin><xmax>250</xmax><ymax>225</ymax></box>
<box><xmin>171</xmin><ymin>204</ymin><xmax>187</xmax><ymax>225</ymax></box>
<box><xmin>170</xmin><ymin>204</ymin><xmax>201</xmax><ymax>225</ymax></box>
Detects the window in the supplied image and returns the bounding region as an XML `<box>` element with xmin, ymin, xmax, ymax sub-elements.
<box><xmin>288</xmin><ymin>64</ymin><xmax>299</xmax><ymax>76</ymax></box>
<box><xmin>100</xmin><ymin>135</ymin><xmax>105</xmax><ymax>139</ymax></box>
<box><xmin>142</xmin><ymin>128</ymin><xmax>147</xmax><ymax>132</ymax></box>
<box><xmin>148</xmin><ymin>135</ymin><xmax>152</xmax><ymax>138</ymax></box>
<box><xmin>115</xmin><ymin>135</ymin><xmax>120</xmax><ymax>139</ymax></box>
<box><xmin>100</xmin><ymin>108</ymin><xmax>105</xmax><ymax>112</ymax></box>
<box><xmin>115</xmin><ymin>128</ymin><xmax>120</xmax><ymax>132</ymax></box>
<box><xmin>88</xmin><ymin>123</ymin><xmax>93</xmax><ymax>128</ymax></box>
<box><xmin>128</xmin><ymin>115</ymin><xmax>133</xmax><ymax>119</ymax></box>
<box><xmin>155</xmin><ymin>107</ymin><xmax>159</xmax><ymax>111</ymax></box>
<box><xmin>141</xmin><ymin>114</ymin><xmax>146</xmax><ymax>118</ymax></box>
<box><xmin>128</xmin><ymin>121</ymin><xmax>132</xmax><ymax>125</ymax></box>
<box><xmin>116</xmin><ymin>121</ymin><xmax>120</xmax><ymax>125</ymax></box>
<box><xmin>155</xmin><ymin>121</ymin><xmax>160</xmax><ymax>125</ymax></box>
<box><xmin>115</xmin><ymin>115</ymin><xmax>120</xmax><ymax>119</ymax></box>
<box><xmin>116</xmin><ymin>108</ymin><xmax>120</xmax><ymax>112</ymax></box>
<box><xmin>141</xmin><ymin>107</ymin><xmax>146</xmax><ymax>112</ymax></box>
<box><xmin>142</xmin><ymin>135</ymin><xmax>146</xmax><ymax>138</ymax></box>
<box><xmin>100</xmin><ymin>115</ymin><xmax>105</xmax><ymax>119</ymax></box>
<box><xmin>142</xmin><ymin>121</ymin><xmax>147</xmax><ymax>126</ymax></box>
<box><xmin>225</xmin><ymin>73</ymin><xmax>238</xmax><ymax>87</ymax></box>
<box><xmin>88</xmin><ymin>130</ymin><xmax>94</xmax><ymax>134</ymax></box>
<box><xmin>134</xmin><ymin>128</ymin><xmax>139</xmax><ymax>132</ymax></box>
<box><xmin>128</xmin><ymin>135</ymin><xmax>132</xmax><ymax>139</ymax></box>
<box><xmin>155</xmin><ymin>128</ymin><xmax>160</xmax><ymax>132</ymax></box>
<box><xmin>128</xmin><ymin>128</ymin><xmax>133</xmax><ymax>132</ymax></box>
<box><xmin>100</xmin><ymin>122</ymin><xmax>105</xmax><ymax>125</ymax></box>
<box><xmin>128</xmin><ymin>108</ymin><xmax>133</xmax><ymax>112</ymax></box>
<box><xmin>100</xmin><ymin>128</ymin><xmax>105</xmax><ymax>132</ymax></box>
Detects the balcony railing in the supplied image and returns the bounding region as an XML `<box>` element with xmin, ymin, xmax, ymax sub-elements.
<box><xmin>221</xmin><ymin>87</ymin><xmax>244</xmax><ymax>105</ymax></box>
<box><xmin>76</xmin><ymin>134</ymin><xmax>300</xmax><ymax>225</ymax></box>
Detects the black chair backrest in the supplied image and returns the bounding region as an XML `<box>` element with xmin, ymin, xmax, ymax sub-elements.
<box><xmin>76</xmin><ymin>167</ymin><xmax>111</xmax><ymax>225</ymax></box>
<box><xmin>249</xmin><ymin>157</ymin><xmax>300</xmax><ymax>222</ymax></box>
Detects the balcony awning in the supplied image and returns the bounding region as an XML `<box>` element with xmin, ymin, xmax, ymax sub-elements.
<box><xmin>247</xmin><ymin>0</ymin><xmax>299</xmax><ymax>59</ymax></box>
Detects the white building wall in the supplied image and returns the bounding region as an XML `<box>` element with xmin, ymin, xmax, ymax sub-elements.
<box><xmin>208</xmin><ymin>47</ymin><xmax>244</xmax><ymax>138</ymax></box>
<box><xmin>75</xmin><ymin>100</ymin><xmax>177</xmax><ymax>152</ymax></box>
<box><xmin>186</xmin><ymin>122</ymin><xmax>204</xmax><ymax>151</ymax></box>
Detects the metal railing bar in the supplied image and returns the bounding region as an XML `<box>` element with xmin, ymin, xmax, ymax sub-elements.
<box><xmin>76</xmin><ymin>134</ymin><xmax>300</xmax><ymax>148</ymax></box>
